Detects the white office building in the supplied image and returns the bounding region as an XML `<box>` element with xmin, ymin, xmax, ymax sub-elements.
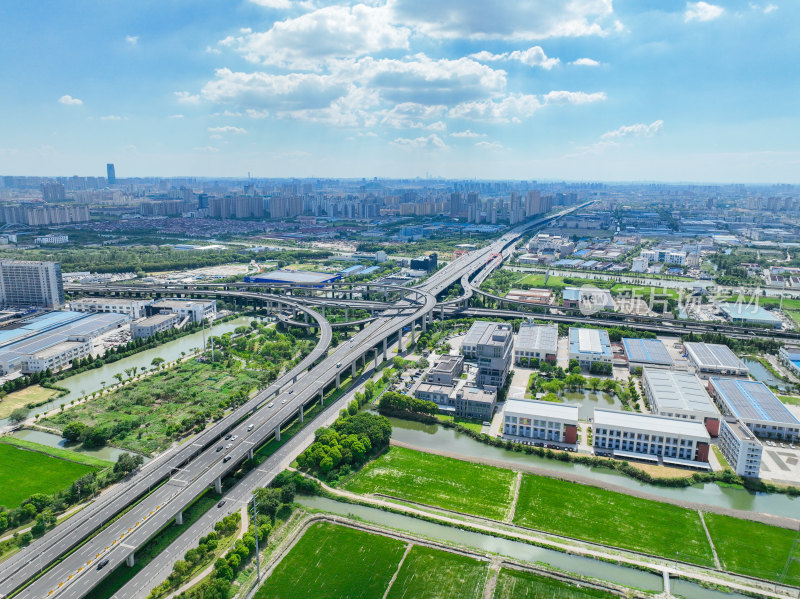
<box><xmin>22</xmin><ymin>340</ymin><xmax>92</xmax><ymax>373</ymax></box>
<box><xmin>568</xmin><ymin>327</ymin><xmax>612</xmax><ymax>368</ymax></box>
<box><xmin>718</xmin><ymin>417</ymin><xmax>763</xmax><ymax>478</ymax></box>
<box><xmin>149</xmin><ymin>298</ymin><xmax>216</xmax><ymax>323</ymax></box>
<box><xmin>514</xmin><ymin>322</ymin><xmax>558</xmax><ymax>365</ymax></box>
<box><xmin>131</xmin><ymin>313</ymin><xmax>180</xmax><ymax>339</ymax></box>
<box><xmin>502</xmin><ymin>399</ymin><xmax>579</xmax><ymax>445</ymax></box>
<box><xmin>70</xmin><ymin>297</ymin><xmax>152</xmax><ymax>320</ymax></box>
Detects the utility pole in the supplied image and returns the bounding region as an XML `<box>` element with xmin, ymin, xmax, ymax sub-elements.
<box><xmin>251</xmin><ymin>496</ymin><xmax>261</xmax><ymax>581</ymax></box>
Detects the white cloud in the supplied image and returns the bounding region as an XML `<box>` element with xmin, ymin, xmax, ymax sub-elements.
<box><xmin>58</xmin><ymin>95</ymin><xmax>83</xmax><ymax>106</ymax></box>
<box><xmin>543</xmin><ymin>90</ymin><xmax>606</xmax><ymax>104</ymax></box>
<box><xmin>205</xmin><ymin>45</ymin><xmax>222</xmax><ymax>55</ymax></box>
<box><xmin>380</xmin><ymin>102</ymin><xmax>446</xmax><ymax>128</ymax></box>
<box><xmin>249</xmin><ymin>0</ymin><xmax>293</xmax><ymax>8</ymax></box>
<box><xmin>392</xmin><ymin>134</ymin><xmax>448</xmax><ymax>150</ymax></box>
<box><xmin>763</xmin><ymin>3</ymin><xmax>778</xmax><ymax>13</ymax></box>
<box><xmin>169</xmin><ymin>114</ymin><xmax>184</xmax><ymax>119</ymax></box>
<box><xmin>450</xmin><ymin>129</ymin><xmax>485</xmax><ymax>138</ymax></box>
<box><xmin>390</xmin><ymin>0</ymin><xmax>615</xmax><ymax>40</ymax></box>
<box><xmin>470</xmin><ymin>46</ymin><xmax>560</xmax><ymax>69</ymax></box>
<box><xmin>601</xmin><ymin>119</ymin><xmax>664</xmax><ymax>139</ymax></box>
<box><xmin>427</xmin><ymin>121</ymin><xmax>446</xmax><ymax>131</ymax></box>
<box><xmin>100</xmin><ymin>115</ymin><xmax>125</xmax><ymax>121</ymax></box>
<box><xmin>475</xmin><ymin>141</ymin><xmax>503</xmax><ymax>149</ymax></box>
<box><xmin>571</xmin><ymin>57</ymin><xmax>600</xmax><ymax>66</ymax></box>
<box><xmin>449</xmin><ymin>94</ymin><xmax>541</xmax><ymax>122</ymax></box>
<box><xmin>283</xmin><ymin>85</ymin><xmax>381</xmax><ymax>127</ymax></box>
<box><xmin>222</xmin><ymin>4</ymin><xmax>410</xmax><ymax>70</ymax></box>
<box><xmin>208</xmin><ymin>125</ymin><xmax>248</xmax><ymax>134</ymax></box>
<box><xmin>193</xmin><ymin>146</ymin><xmax>220</xmax><ymax>152</ymax></box>
<box><xmin>174</xmin><ymin>91</ymin><xmax>202</xmax><ymax>104</ymax></box>
<box><xmin>684</xmin><ymin>2</ymin><xmax>724</xmax><ymax>22</ymax></box>
<box><xmin>125</xmin><ymin>35</ymin><xmax>139</xmax><ymax>45</ymax></box>
<box><xmin>246</xmin><ymin>109</ymin><xmax>270</xmax><ymax>119</ymax></box>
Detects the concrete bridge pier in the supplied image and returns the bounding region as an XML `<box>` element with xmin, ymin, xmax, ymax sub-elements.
<box><xmin>410</xmin><ymin>325</ymin><xmax>415</xmax><ymax>345</ymax></box>
<box><xmin>351</xmin><ymin>362</ymin><xmax>357</xmax><ymax>378</ymax></box>
<box><xmin>274</xmin><ymin>427</ymin><xmax>281</xmax><ymax>442</ymax></box>
<box><xmin>336</xmin><ymin>373</ymin><xmax>341</xmax><ymax>387</ymax></box>
<box><xmin>298</xmin><ymin>406</ymin><xmax>304</xmax><ymax>423</ymax></box>
<box><xmin>214</xmin><ymin>477</ymin><xmax>222</xmax><ymax>494</ymax></box>
<box><xmin>397</xmin><ymin>330</ymin><xmax>404</xmax><ymax>353</ymax></box>
<box><xmin>175</xmin><ymin>510</ymin><xmax>183</xmax><ymax>526</ymax></box>
<box><xmin>345</xmin><ymin>308</ymin><xmax>349</xmax><ymax>321</ymax></box>
<box><xmin>126</xmin><ymin>553</ymin><xmax>135</xmax><ymax>567</ymax></box>
<box><xmin>421</xmin><ymin>317</ymin><xmax>427</xmax><ymax>332</ymax></box>
<box><xmin>383</xmin><ymin>338</ymin><xmax>388</xmax><ymax>361</ymax></box>
<box><xmin>319</xmin><ymin>389</ymin><xmax>324</xmax><ymax>406</ymax></box>
<box><xmin>248</xmin><ymin>448</ymin><xmax>254</xmax><ymax>460</ymax></box>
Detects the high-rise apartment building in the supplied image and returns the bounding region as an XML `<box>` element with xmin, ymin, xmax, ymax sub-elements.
<box><xmin>0</xmin><ymin>260</ymin><xmax>65</xmax><ymax>308</ymax></box>
<box><xmin>106</xmin><ymin>163</ymin><xmax>116</xmax><ymax>185</ymax></box>
<box><xmin>41</xmin><ymin>181</ymin><xmax>66</xmax><ymax>202</ymax></box>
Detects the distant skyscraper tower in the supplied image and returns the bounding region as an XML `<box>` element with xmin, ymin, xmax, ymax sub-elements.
<box><xmin>106</xmin><ymin>163</ymin><xmax>116</xmax><ymax>185</ymax></box>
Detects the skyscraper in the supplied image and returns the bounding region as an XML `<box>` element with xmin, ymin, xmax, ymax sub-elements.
<box><xmin>106</xmin><ymin>163</ymin><xmax>116</xmax><ymax>185</ymax></box>
<box><xmin>0</xmin><ymin>260</ymin><xmax>64</xmax><ymax>308</ymax></box>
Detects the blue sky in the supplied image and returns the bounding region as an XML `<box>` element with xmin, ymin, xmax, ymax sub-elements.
<box><xmin>1</xmin><ymin>0</ymin><xmax>798</xmax><ymax>181</ymax></box>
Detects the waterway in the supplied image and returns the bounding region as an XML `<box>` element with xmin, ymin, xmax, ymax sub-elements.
<box><xmin>386</xmin><ymin>417</ymin><xmax>800</xmax><ymax>519</ymax></box>
<box><xmin>297</xmin><ymin>496</ymin><xmax>749</xmax><ymax>599</ymax></box>
<box><xmin>6</xmin><ymin>428</ymin><xmax>141</xmax><ymax>462</ymax></box>
<box><xmin>0</xmin><ymin>316</ymin><xmax>254</xmax><ymax>428</ymax></box>
<box><xmin>561</xmin><ymin>390</ymin><xmax>622</xmax><ymax>420</ymax></box>
<box><xmin>742</xmin><ymin>358</ymin><xmax>789</xmax><ymax>391</ymax></box>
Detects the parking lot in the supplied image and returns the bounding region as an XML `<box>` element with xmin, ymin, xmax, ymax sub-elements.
<box><xmin>758</xmin><ymin>439</ymin><xmax>800</xmax><ymax>486</ymax></box>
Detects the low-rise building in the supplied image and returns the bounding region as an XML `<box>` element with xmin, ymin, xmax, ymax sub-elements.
<box><xmin>562</xmin><ymin>287</ymin><xmax>616</xmax><ymax>312</ymax></box>
<box><xmin>642</xmin><ymin>368</ymin><xmax>720</xmax><ymax>435</ymax></box>
<box><xmin>504</xmin><ymin>288</ymin><xmax>554</xmax><ymax>305</ymax></box>
<box><xmin>22</xmin><ymin>339</ymin><xmax>92</xmax><ymax>373</ymax></box>
<box><xmin>719</xmin><ymin>303</ymin><xmax>783</xmax><ymax>329</ymax></box>
<box><xmin>514</xmin><ymin>322</ymin><xmax>558</xmax><ymax>365</ymax></box>
<box><xmin>414</xmin><ymin>383</ymin><xmax>456</xmax><ymax>408</ymax></box>
<box><xmin>779</xmin><ymin>345</ymin><xmax>800</xmax><ymax>378</ymax></box>
<box><xmin>454</xmin><ymin>386</ymin><xmax>496</xmax><ymax>420</ymax></box>
<box><xmin>568</xmin><ymin>327</ymin><xmax>612</xmax><ymax>369</ymax></box>
<box><xmin>718</xmin><ymin>417</ymin><xmax>763</xmax><ymax>478</ymax></box>
<box><xmin>622</xmin><ymin>338</ymin><xmax>673</xmax><ymax>372</ymax></box>
<box><xmin>683</xmin><ymin>342</ymin><xmax>749</xmax><ymax>379</ymax></box>
<box><xmin>428</xmin><ymin>355</ymin><xmax>464</xmax><ymax>385</ymax></box>
<box><xmin>148</xmin><ymin>298</ymin><xmax>216</xmax><ymax>323</ymax></box>
<box><xmin>593</xmin><ymin>409</ymin><xmax>711</xmax><ymax>468</ymax></box>
<box><xmin>461</xmin><ymin>321</ymin><xmax>494</xmax><ymax>359</ymax></box>
<box><xmin>707</xmin><ymin>378</ymin><xmax>800</xmax><ymax>441</ymax></box>
<box><xmin>131</xmin><ymin>312</ymin><xmax>180</xmax><ymax>339</ymax></box>
<box><xmin>70</xmin><ymin>297</ymin><xmax>152</xmax><ymax>320</ymax></box>
<box><xmin>502</xmin><ymin>399</ymin><xmax>578</xmax><ymax>444</ymax></box>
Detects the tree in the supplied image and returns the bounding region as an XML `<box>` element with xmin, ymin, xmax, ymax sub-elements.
<box><xmin>114</xmin><ymin>453</ymin><xmax>144</xmax><ymax>475</ymax></box>
<box><xmin>8</xmin><ymin>407</ymin><xmax>29</xmax><ymax>423</ymax></box>
<box><xmin>113</xmin><ymin>372</ymin><xmax>123</xmax><ymax>385</ymax></box>
<box><xmin>63</xmin><ymin>421</ymin><xmax>88</xmax><ymax>443</ymax></box>
<box><xmin>151</xmin><ymin>357</ymin><xmax>165</xmax><ymax>369</ymax></box>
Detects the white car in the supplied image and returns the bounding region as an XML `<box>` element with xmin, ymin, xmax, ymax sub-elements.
<box><xmin>268</xmin><ymin>403</ymin><xmax>274</xmax><ymax>408</ymax></box>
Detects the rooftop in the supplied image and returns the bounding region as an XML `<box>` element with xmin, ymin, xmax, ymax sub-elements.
<box><xmin>432</xmin><ymin>354</ymin><xmax>463</xmax><ymax>374</ymax></box>
<box><xmin>568</xmin><ymin>327</ymin><xmax>612</xmax><ymax>357</ymax></box>
<box><xmin>684</xmin><ymin>342</ymin><xmax>747</xmax><ymax>371</ymax></box>
<box><xmin>623</xmin><ymin>338</ymin><xmax>673</xmax><ymax>366</ymax></box>
<box><xmin>594</xmin><ymin>409</ymin><xmax>711</xmax><ymax>439</ymax></box>
<box><xmin>504</xmin><ymin>398</ymin><xmax>579</xmax><ymax>421</ymax></box>
<box><xmin>456</xmin><ymin>386</ymin><xmax>497</xmax><ymax>404</ymax></box>
<box><xmin>710</xmin><ymin>378</ymin><xmax>800</xmax><ymax>426</ymax></box>
<box><xmin>723</xmin><ymin>417</ymin><xmax>761</xmax><ymax>443</ymax></box>
<box><xmin>643</xmin><ymin>368</ymin><xmax>718</xmax><ymax>414</ymax></box>
<box><xmin>720</xmin><ymin>303</ymin><xmax>782</xmax><ymax>325</ymax></box>
<box><xmin>516</xmin><ymin>323</ymin><xmax>558</xmax><ymax>352</ymax></box>
<box><xmin>136</xmin><ymin>313</ymin><xmax>179</xmax><ymax>326</ymax></box>
<box><xmin>250</xmin><ymin>269</ymin><xmax>340</xmax><ymax>284</ymax></box>
<box><xmin>30</xmin><ymin>340</ymin><xmax>87</xmax><ymax>359</ymax></box>
<box><xmin>152</xmin><ymin>298</ymin><xmax>215</xmax><ymax>309</ymax></box>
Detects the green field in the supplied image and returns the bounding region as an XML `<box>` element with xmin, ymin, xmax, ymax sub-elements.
<box><xmin>513</xmin><ymin>475</ymin><xmax>714</xmax><ymax>566</ymax></box>
<box><xmin>704</xmin><ymin>513</ymin><xmax>800</xmax><ymax>586</ymax></box>
<box><xmin>343</xmin><ymin>446</ymin><xmax>515</xmax><ymax>520</ymax></box>
<box><xmin>0</xmin><ymin>437</ymin><xmax>114</xmax><ymax>468</ymax></box>
<box><xmin>386</xmin><ymin>545</ymin><xmax>487</xmax><ymax>599</ymax></box>
<box><xmin>0</xmin><ymin>443</ymin><xmax>98</xmax><ymax>509</ymax></box>
<box><xmin>778</xmin><ymin>395</ymin><xmax>800</xmax><ymax>406</ymax></box>
<box><xmin>493</xmin><ymin>568</ymin><xmax>619</xmax><ymax>599</ymax></box>
<box><xmin>0</xmin><ymin>385</ymin><xmax>59</xmax><ymax>419</ymax></box>
<box><xmin>255</xmin><ymin>522</ymin><xmax>406</xmax><ymax>599</ymax></box>
<box><xmin>609</xmin><ymin>284</ymin><xmax>679</xmax><ymax>300</ymax></box>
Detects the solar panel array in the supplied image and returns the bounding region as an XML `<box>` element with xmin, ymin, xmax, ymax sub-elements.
<box><xmin>685</xmin><ymin>342</ymin><xmax>746</xmax><ymax>370</ymax></box>
<box><xmin>712</xmin><ymin>379</ymin><xmax>800</xmax><ymax>425</ymax></box>
<box><xmin>623</xmin><ymin>338</ymin><xmax>673</xmax><ymax>365</ymax></box>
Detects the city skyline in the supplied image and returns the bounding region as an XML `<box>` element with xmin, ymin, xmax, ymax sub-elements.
<box><xmin>1</xmin><ymin>0</ymin><xmax>798</xmax><ymax>182</ymax></box>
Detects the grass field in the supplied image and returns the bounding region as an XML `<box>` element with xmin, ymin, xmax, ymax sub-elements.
<box><xmin>512</xmin><ymin>475</ymin><xmax>714</xmax><ymax>566</ymax></box>
<box><xmin>493</xmin><ymin>568</ymin><xmax>620</xmax><ymax>599</ymax></box>
<box><xmin>783</xmin><ymin>310</ymin><xmax>800</xmax><ymax>329</ymax></box>
<box><xmin>386</xmin><ymin>545</ymin><xmax>487</xmax><ymax>599</ymax></box>
<box><xmin>435</xmin><ymin>414</ymin><xmax>484</xmax><ymax>433</ymax></box>
<box><xmin>778</xmin><ymin>395</ymin><xmax>800</xmax><ymax>406</ymax></box>
<box><xmin>255</xmin><ymin>522</ymin><xmax>406</xmax><ymax>599</ymax></box>
<box><xmin>0</xmin><ymin>443</ymin><xmax>97</xmax><ymax>509</ymax></box>
<box><xmin>704</xmin><ymin>513</ymin><xmax>800</xmax><ymax>586</ymax></box>
<box><xmin>0</xmin><ymin>437</ymin><xmax>113</xmax><ymax>468</ymax></box>
<box><xmin>343</xmin><ymin>446</ymin><xmax>515</xmax><ymax>520</ymax></box>
<box><xmin>609</xmin><ymin>284</ymin><xmax>679</xmax><ymax>300</ymax></box>
<box><xmin>0</xmin><ymin>385</ymin><xmax>58</xmax><ymax>418</ymax></box>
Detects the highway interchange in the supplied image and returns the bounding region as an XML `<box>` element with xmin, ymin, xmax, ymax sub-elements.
<box><xmin>2</xmin><ymin>202</ymin><xmax>605</xmax><ymax>599</ymax></box>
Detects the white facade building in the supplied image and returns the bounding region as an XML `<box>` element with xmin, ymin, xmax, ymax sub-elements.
<box><xmin>70</xmin><ymin>297</ymin><xmax>152</xmax><ymax>320</ymax></box>
<box><xmin>718</xmin><ymin>417</ymin><xmax>763</xmax><ymax>478</ymax></box>
<box><xmin>642</xmin><ymin>368</ymin><xmax>720</xmax><ymax>436</ymax></box>
<box><xmin>502</xmin><ymin>399</ymin><xmax>579</xmax><ymax>445</ymax></box>
<box><xmin>514</xmin><ymin>322</ymin><xmax>558</xmax><ymax>365</ymax></box>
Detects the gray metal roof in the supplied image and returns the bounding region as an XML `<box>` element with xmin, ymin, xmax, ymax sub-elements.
<box><xmin>623</xmin><ymin>338</ymin><xmax>673</xmax><ymax>366</ymax></box>
<box><xmin>504</xmin><ymin>398</ymin><xmax>578</xmax><ymax>421</ymax></box>
<box><xmin>594</xmin><ymin>408</ymin><xmax>710</xmax><ymax>439</ymax></box>
<box><xmin>515</xmin><ymin>323</ymin><xmax>558</xmax><ymax>354</ymax></box>
<box><xmin>684</xmin><ymin>342</ymin><xmax>747</xmax><ymax>371</ymax></box>
<box><xmin>710</xmin><ymin>378</ymin><xmax>800</xmax><ymax>426</ymax></box>
<box><xmin>643</xmin><ymin>368</ymin><xmax>718</xmax><ymax>414</ymax></box>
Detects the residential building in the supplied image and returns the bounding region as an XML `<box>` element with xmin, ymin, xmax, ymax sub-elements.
<box><xmin>428</xmin><ymin>355</ymin><xmax>464</xmax><ymax>385</ymax></box>
<box><xmin>131</xmin><ymin>313</ymin><xmax>180</xmax><ymax>339</ymax></box>
<box><xmin>707</xmin><ymin>378</ymin><xmax>800</xmax><ymax>441</ymax></box>
<box><xmin>631</xmin><ymin>256</ymin><xmax>649</xmax><ymax>272</ymax></box>
<box><xmin>148</xmin><ymin>298</ymin><xmax>216</xmax><ymax>323</ymax></box>
<box><xmin>623</xmin><ymin>338</ymin><xmax>674</xmax><ymax>372</ymax></box>
<box><xmin>70</xmin><ymin>297</ymin><xmax>152</xmax><ymax>320</ymax></box>
<box><xmin>593</xmin><ymin>409</ymin><xmax>711</xmax><ymax>468</ymax></box>
<box><xmin>718</xmin><ymin>417</ymin><xmax>763</xmax><ymax>478</ymax></box>
<box><xmin>642</xmin><ymin>368</ymin><xmax>720</xmax><ymax>435</ymax></box>
<box><xmin>34</xmin><ymin>234</ymin><xmax>69</xmax><ymax>245</ymax></box>
<box><xmin>473</xmin><ymin>322</ymin><xmax>513</xmax><ymax>388</ymax></box>
<box><xmin>514</xmin><ymin>322</ymin><xmax>558</xmax><ymax>365</ymax></box>
<box><xmin>502</xmin><ymin>399</ymin><xmax>578</xmax><ymax>444</ymax></box>
<box><xmin>568</xmin><ymin>327</ymin><xmax>612</xmax><ymax>369</ymax></box>
<box><xmin>454</xmin><ymin>386</ymin><xmax>497</xmax><ymax>420</ymax></box>
<box><xmin>0</xmin><ymin>260</ymin><xmax>64</xmax><ymax>308</ymax></box>
<box><xmin>683</xmin><ymin>342</ymin><xmax>749</xmax><ymax>378</ymax></box>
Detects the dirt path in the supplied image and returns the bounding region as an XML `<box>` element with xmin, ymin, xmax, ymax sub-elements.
<box><xmin>389</xmin><ymin>439</ymin><xmax>800</xmax><ymax>530</ymax></box>
<box><xmin>505</xmin><ymin>471</ymin><xmax>522</xmax><ymax>524</ymax></box>
<box><xmin>382</xmin><ymin>542</ymin><xmax>413</xmax><ymax>599</ymax></box>
<box><xmin>698</xmin><ymin>510</ymin><xmax>722</xmax><ymax>569</ymax></box>
<box><xmin>483</xmin><ymin>557</ymin><xmax>502</xmax><ymax>599</ymax></box>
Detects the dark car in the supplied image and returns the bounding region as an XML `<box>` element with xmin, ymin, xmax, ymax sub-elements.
<box><xmin>223</xmin><ymin>456</ymin><xmax>231</xmax><ymax>463</ymax></box>
<box><xmin>225</xmin><ymin>433</ymin><xmax>232</xmax><ymax>440</ymax></box>
<box><xmin>215</xmin><ymin>445</ymin><xmax>223</xmax><ymax>452</ymax></box>
<box><xmin>217</xmin><ymin>500</ymin><xmax>226</xmax><ymax>508</ymax></box>
<box><xmin>97</xmin><ymin>558</ymin><xmax>110</xmax><ymax>570</ymax></box>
